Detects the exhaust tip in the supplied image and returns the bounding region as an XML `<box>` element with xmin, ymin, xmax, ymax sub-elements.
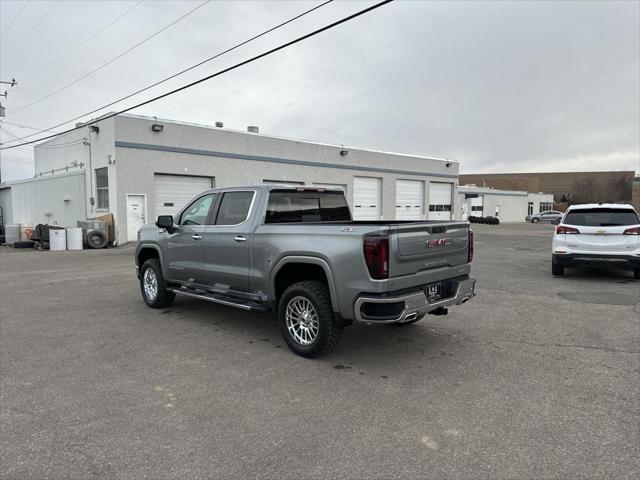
<box><xmin>404</xmin><ymin>312</ymin><xmax>418</xmax><ymax>321</ymax></box>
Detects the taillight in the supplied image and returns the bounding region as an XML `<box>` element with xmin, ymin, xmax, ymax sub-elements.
<box><xmin>468</xmin><ymin>229</ymin><xmax>474</xmax><ymax>263</ymax></box>
<box><xmin>623</xmin><ymin>227</ymin><xmax>640</xmax><ymax>235</ymax></box>
<box><xmin>556</xmin><ymin>225</ymin><xmax>580</xmax><ymax>234</ymax></box>
<box><xmin>363</xmin><ymin>236</ymin><xmax>389</xmax><ymax>279</ymax></box>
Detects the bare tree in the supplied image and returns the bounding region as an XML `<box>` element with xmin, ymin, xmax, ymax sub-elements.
<box><xmin>570</xmin><ymin>178</ymin><xmax>599</xmax><ymax>203</ymax></box>
<box><xmin>603</xmin><ymin>175</ymin><xmax>632</xmax><ymax>202</ymax></box>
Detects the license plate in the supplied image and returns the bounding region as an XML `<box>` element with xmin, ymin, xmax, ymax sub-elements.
<box><xmin>426</xmin><ymin>282</ymin><xmax>442</xmax><ymax>300</ymax></box>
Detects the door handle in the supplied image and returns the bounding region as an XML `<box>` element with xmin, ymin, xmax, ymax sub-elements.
<box><xmin>234</xmin><ymin>236</ymin><xmax>247</xmax><ymax>243</ymax></box>
<box><xmin>192</xmin><ymin>234</ymin><xmax>202</xmax><ymax>240</ymax></box>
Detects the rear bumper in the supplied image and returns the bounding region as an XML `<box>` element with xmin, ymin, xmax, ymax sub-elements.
<box><xmin>553</xmin><ymin>253</ymin><xmax>640</xmax><ymax>269</ymax></box>
<box><xmin>353</xmin><ymin>277</ymin><xmax>476</xmax><ymax>323</ymax></box>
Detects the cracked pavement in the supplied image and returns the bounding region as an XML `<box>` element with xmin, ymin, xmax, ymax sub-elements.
<box><xmin>1</xmin><ymin>222</ymin><xmax>638</xmax><ymax>479</ymax></box>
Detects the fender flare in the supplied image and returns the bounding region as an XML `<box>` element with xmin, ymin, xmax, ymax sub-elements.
<box><xmin>136</xmin><ymin>243</ymin><xmax>165</xmax><ymax>276</ymax></box>
<box><xmin>271</xmin><ymin>256</ymin><xmax>339</xmax><ymax>312</ymax></box>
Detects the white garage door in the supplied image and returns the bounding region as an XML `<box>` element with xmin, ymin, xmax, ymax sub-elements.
<box><xmin>353</xmin><ymin>177</ymin><xmax>381</xmax><ymax>220</ymax></box>
<box><xmin>154</xmin><ymin>174</ymin><xmax>214</xmax><ymax>217</ymax></box>
<box><xmin>395</xmin><ymin>180</ymin><xmax>424</xmax><ymax>220</ymax></box>
<box><xmin>428</xmin><ymin>182</ymin><xmax>453</xmax><ymax>220</ymax></box>
<box><xmin>471</xmin><ymin>195</ymin><xmax>484</xmax><ymax>216</ymax></box>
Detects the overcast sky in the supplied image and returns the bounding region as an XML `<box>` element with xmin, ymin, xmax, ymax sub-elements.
<box><xmin>0</xmin><ymin>0</ymin><xmax>638</xmax><ymax>182</ymax></box>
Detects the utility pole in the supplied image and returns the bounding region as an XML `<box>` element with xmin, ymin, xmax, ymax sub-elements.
<box><xmin>0</xmin><ymin>78</ymin><xmax>18</xmax><ymax>184</ymax></box>
<box><xmin>0</xmin><ymin>78</ymin><xmax>17</xmax><ymax>117</ymax></box>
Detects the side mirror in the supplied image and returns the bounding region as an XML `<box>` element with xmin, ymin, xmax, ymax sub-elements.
<box><xmin>156</xmin><ymin>215</ymin><xmax>174</xmax><ymax>229</ymax></box>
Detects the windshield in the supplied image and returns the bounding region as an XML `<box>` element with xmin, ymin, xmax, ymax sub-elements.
<box><xmin>564</xmin><ymin>208</ymin><xmax>639</xmax><ymax>227</ymax></box>
<box><xmin>265</xmin><ymin>190</ymin><xmax>351</xmax><ymax>223</ymax></box>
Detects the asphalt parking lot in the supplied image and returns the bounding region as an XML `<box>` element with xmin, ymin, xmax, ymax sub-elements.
<box><xmin>1</xmin><ymin>223</ymin><xmax>638</xmax><ymax>480</ymax></box>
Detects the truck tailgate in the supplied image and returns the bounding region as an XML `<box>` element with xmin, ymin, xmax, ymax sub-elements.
<box><xmin>389</xmin><ymin>222</ymin><xmax>470</xmax><ymax>278</ymax></box>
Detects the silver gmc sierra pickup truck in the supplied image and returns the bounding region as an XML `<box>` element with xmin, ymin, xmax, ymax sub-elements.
<box><xmin>135</xmin><ymin>185</ymin><xmax>476</xmax><ymax>357</ymax></box>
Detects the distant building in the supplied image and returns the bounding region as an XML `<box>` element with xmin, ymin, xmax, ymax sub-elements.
<box><xmin>457</xmin><ymin>185</ymin><xmax>553</xmax><ymax>222</ymax></box>
<box><xmin>632</xmin><ymin>177</ymin><xmax>640</xmax><ymax>211</ymax></box>
<box><xmin>459</xmin><ymin>171</ymin><xmax>635</xmax><ymax>205</ymax></box>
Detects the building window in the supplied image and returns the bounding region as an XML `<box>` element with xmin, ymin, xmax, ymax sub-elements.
<box><xmin>539</xmin><ymin>202</ymin><xmax>553</xmax><ymax>212</ymax></box>
<box><xmin>429</xmin><ymin>204</ymin><xmax>452</xmax><ymax>212</ymax></box>
<box><xmin>96</xmin><ymin>168</ymin><xmax>109</xmax><ymax>209</ymax></box>
<box><xmin>471</xmin><ymin>206</ymin><xmax>483</xmax><ymax>212</ymax></box>
<box><xmin>528</xmin><ymin>202</ymin><xmax>534</xmax><ymax>215</ymax></box>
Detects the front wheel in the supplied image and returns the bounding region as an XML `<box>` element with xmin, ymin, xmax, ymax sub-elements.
<box><xmin>140</xmin><ymin>258</ymin><xmax>175</xmax><ymax>308</ymax></box>
<box><xmin>532</xmin><ymin>217</ymin><xmax>540</xmax><ymax>223</ymax></box>
<box><xmin>633</xmin><ymin>268</ymin><xmax>640</xmax><ymax>280</ymax></box>
<box><xmin>278</xmin><ymin>281</ymin><xmax>343</xmax><ymax>358</ymax></box>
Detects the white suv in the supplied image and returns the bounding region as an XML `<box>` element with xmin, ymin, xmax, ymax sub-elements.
<box><xmin>552</xmin><ymin>203</ymin><xmax>640</xmax><ymax>279</ymax></box>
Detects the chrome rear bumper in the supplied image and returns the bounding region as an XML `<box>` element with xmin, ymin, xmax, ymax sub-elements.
<box><xmin>354</xmin><ymin>278</ymin><xmax>476</xmax><ymax>323</ymax></box>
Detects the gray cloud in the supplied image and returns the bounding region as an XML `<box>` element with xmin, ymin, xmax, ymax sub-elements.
<box><xmin>0</xmin><ymin>0</ymin><xmax>638</xmax><ymax>182</ymax></box>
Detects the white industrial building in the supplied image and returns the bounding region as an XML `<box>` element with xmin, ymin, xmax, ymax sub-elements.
<box><xmin>457</xmin><ymin>185</ymin><xmax>554</xmax><ymax>222</ymax></box>
<box><xmin>0</xmin><ymin>113</ymin><xmax>461</xmax><ymax>244</ymax></box>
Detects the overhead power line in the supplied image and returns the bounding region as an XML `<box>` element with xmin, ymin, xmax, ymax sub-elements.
<box><xmin>32</xmin><ymin>139</ymin><xmax>86</xmax><ymax>149</ymax></box>
<box><xmin>10</xmin><ymin>0</ymin><xmax>211</xmax><ymax>114</ymax></box>
<box><xmin>0</xmin><ymin>126</ymin><xmax>33</xmax><ymax>153</ymax></box>
<box><xmin>0</xmin><ymin>121</ymin><xmax>60</xmax><ymax>134</ymax></box>
<box><xmin>0</xmin><ymin>1</ymin><xmax>30</xmax><ymax>40</ymax></box>
<box><xmin>0</xmin><ymin>0</ymin><xmax>394</xmax><ymax>151</ymax></box>
<box><xmin>1</xmin><ymin>0</ymin><xmax>61</xmax><ymax>62</ymax></box>
<box><xmin>20</xmin><ymin>0</ymin><xmax>145</xmax><ymax>83</ymax></box>
<box><xmin>2</xmin><ymin>0</ymin><xmax>334</xmax><ymax>145</ymax></box>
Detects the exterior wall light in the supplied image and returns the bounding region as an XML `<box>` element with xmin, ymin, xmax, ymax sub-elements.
<box><xmin>152</xmin><ymin>124</ymin><xmax>164</xmax><ymax>132</ymax></box>
<box><xmin>340</xmin><ymin>150</ymin><xmax>349</xmax><ymax>156</ymax></box>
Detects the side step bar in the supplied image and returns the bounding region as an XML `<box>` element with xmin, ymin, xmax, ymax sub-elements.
<box><xmin>167</xmin><ymin>287</ymin><xmax>267</xmax><ymax>311</ymax></box>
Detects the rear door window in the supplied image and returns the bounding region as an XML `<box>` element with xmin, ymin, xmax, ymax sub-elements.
<box><xmin>265</xmin><ymin>190</ymin><xmax>351</xmax><ymax>223</ymax></box>
<box><xmin>564</xmin><ymin>208</ymin><xmax>639</xmax><ymax>226</ymax></box>
<box><xmin>215</xmin><ymin>191</ymin><xmax>254</xmax><ymax>226</ymax></box>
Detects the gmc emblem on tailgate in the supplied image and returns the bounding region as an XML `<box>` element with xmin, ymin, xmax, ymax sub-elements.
<box><xmin>427</xmin><ymin>238</ymin><xmax>451</xmax><ymax>248</ymax></box>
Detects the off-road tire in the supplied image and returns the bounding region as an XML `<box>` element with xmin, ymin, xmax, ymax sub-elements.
<box><xmin>86</xmin><ymin>230</ymin><xmax>107</xmax><ymax>249</ymax></box>
<box><xmin>140</xmin><ymin>258</ymin><xmax>175</xmax><ymax>308</ymax></box>
<box><xmin>552</xmin><ymin>263</ymin><xmax>564</xmax><ymax>276</ymax></box>
<box><xmin>278</xmin><ymin>281</ymin><xmax>342</xmax><ymax>358</ymax></box>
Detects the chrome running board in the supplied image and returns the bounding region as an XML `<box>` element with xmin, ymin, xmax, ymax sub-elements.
<box><xmin>168</xmin><ymin>287</ymin><xmax>267</xmax><ymax>311</ymax></box>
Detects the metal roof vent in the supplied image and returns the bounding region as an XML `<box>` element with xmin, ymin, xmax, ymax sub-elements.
<box><xmin>247</xmin><ymin>126</ymin><xmax>259</xmax><ymax>133</ymax></box>
<box><xmin>215</xmin><ymin>121</ymin><xmax>223</xmax><ymax>128</ymax></box>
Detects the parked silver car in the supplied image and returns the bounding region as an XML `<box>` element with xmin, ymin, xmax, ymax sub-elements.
<box><xmin>526</xmin><ymin>210</ymin><xmax>563</xmax><ymax>223</ymax></box>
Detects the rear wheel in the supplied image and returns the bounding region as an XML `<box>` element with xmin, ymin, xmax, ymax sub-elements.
<box><xmin>140</xmin><ymin>258</ymin><xmax>175</xmax><ymax>308</ymax></box>
<box><xmin>552</xmin><ymin>262</ymin><xmax>564</xmax><ymax>276</ymax></box>
<box><xmin>278</xmin><ymin>281</ymin><xmax>342</xmax><ymax>358</ymax></box>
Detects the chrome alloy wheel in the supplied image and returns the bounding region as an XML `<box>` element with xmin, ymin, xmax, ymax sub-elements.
<box><xmin>285</xmin><ymin>296</ymin><xmax>319</xmax><ymax>345</ymax></box>
<box><xmin>143</xmin><ymin>267</ymin><xmax>158</xmax><ymax>301</ymax></box>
